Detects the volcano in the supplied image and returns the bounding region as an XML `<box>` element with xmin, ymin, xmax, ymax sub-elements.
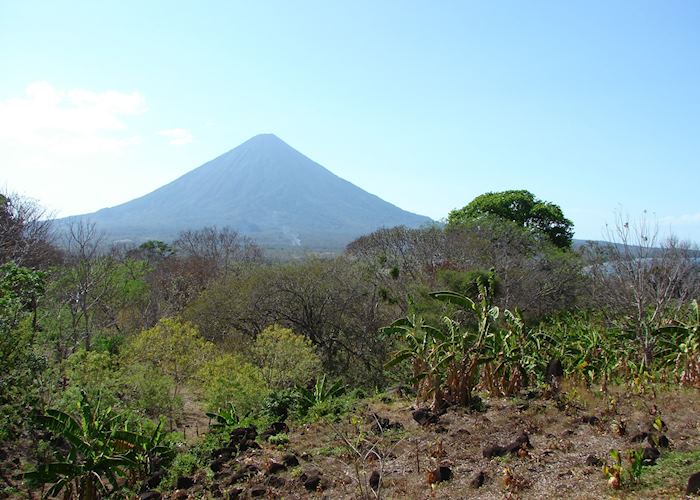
<box><xmin>61</xmin><ymin>134</ymin><xmax>432</xmax><ymax>248</ymax></box>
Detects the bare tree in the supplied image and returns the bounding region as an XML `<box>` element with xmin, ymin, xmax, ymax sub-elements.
<box><xmin>175</xmin><ymin>226</ymin><xmax>262</xmax><ymax>268</ymax></box>
<box><xmin>584</xmin><ymin>212</ymin><xmax>700</xmax><ymax>367</ymax></box>
<box><xmin>59</xmin><ymin>220</ymin><xmax>115</xmax><ymax>351</ymax></box>
<box><xmin>0</xmin><ymin>192</ymin><xmax>59</xmax><ymax>268</ymax></box>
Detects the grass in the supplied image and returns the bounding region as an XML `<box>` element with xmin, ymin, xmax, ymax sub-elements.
<box><xmin>633</xmin><ymin>450</ymin><xmax>700</xmax><ymax>497</ymax></box>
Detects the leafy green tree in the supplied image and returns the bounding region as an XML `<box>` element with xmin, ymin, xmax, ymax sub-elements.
<box><xmin>126</xmin><ymin>318</ymin><xmax>214</xmax><ymax>397</ymax></box>
<box><xmin>447</xmin><ymin>190</ymin><xmax>574</xmax><ymax>249</ymax></box>
<box><xmin>194</xmin><ymin>353</ymin><xmax>268</xmax><ymax>414</ymax></box>
<box><xmin>252</xmin><ymin>325</ymin><xmax>322</xmax><ymax>390</ymax></box>
<box><xmin>0</xmin><ymin>262</ymin><xmax>47</xmax><ymax>440</ymax></box>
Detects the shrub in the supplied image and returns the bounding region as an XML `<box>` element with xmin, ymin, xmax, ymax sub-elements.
<box><xmin>252</xmin><ymin>325</ymin><xmax>322</xmax><ymax>390</ymax></box>
<box><xmin>121</xmin><ymin>363</ymin><xmax>183</xmax><ymax>420</ymax></box>
<box><xmin>195</xmin><ymin>354</ymin><xmax>269</xmax><ymax>414</ymax></box>
<box><xmin>126</xmin><ymin>318</ymin><xmax>215</xmax><ymax>397</ymax></box>
<box><xmin>261</xmin><ymin>388</ymin><xmax>301</xmax><ymax>421</ymax></box>
<box><xmin>57</xmin><ymin>349</ymin><xmax>122</xmax><ymax>411</ymax></box>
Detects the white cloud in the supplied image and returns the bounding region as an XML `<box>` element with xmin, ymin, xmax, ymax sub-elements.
<box><xmin>0</xmin><ymin>81</ymin><xmax>146</xmax><ymax>155</ymax></box>
<box><xmin>661</xmin><ymin>212</ymin><xmax>700</xmax><ymax>226</ymax></box>
<box><xmin>159</xmin><ymin>128</ymin><xmax>193</xmax><ymax>146</ymax></box>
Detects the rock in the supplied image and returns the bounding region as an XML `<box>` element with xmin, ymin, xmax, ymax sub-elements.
<box><xmin>210</xmin><ymin>458</ymin><xmax>227</xmax><ymax>473</ymax></box>
<box><xmin>261</xmin><ymin>422</ymin><xmax>289</xmax><ymax>440</ymax></box>
<box><xmin>265</xmin><ymin>475</ymin><xmax>287</xmax><ymax>488</ymax></box>
<box><xmin>211</xmin><ymin>446</ymin><xmax>237</xmax><ymax>461</ymax></box>
<box><xmin>226</xmin><ymin>487</ymin><xmax>243</xmax><ymax>499</ymax></box>
<box><xmin>630</xmin><ymin>432</ymin><xmax>649</xmax><ymax>443</ymax></box>
<box><xmin>483</xmin><ymin>432</ymin><xmax>533</xmax><ymax>458</ymax></box>
<box><xmin>581</xmin><ymin>415</ymin><xmax>599</xmax><ymax>426</ymax></box>
<box><xmin>265</xmin><ymin>460</ymin><xmax>286</xmax><ymax>474</ymax></box>
<box><xmin>427</xmin><ymin>464</ymin><xmax>452</xmax><ymax>484</ymax></box>
<box><xmin>642</xmin><ymin>446</ymin><xmax>660</xmax><ymax>466</ymax></box>
<box><xmin>300</xmin><ymin>469</ymin><xmax>323</xmax><ymax>491</ymax></box>
<box><xmin>244</xmin><ymin>464</ymin><xmax>260</xmax><ymax>475</ymax></box>
<box><xmin>139</xmin><ymin>492</ymin><xmax>162</xmax><ymax>500</ymax></box>
<box><xmin>470</xmin><ymin>470</ymin><xmax>486</xmax><ymax>488</ymax></box>
<box><xmin>250</xmin><ymin>485</ymin><xmax>267</xmax><ymax>497</ymax></box>
<box><xmin>225</xmin><ymin>471</ymin><xmax>246</xmax><ymax>486</ymax></box>
<box><xmin>175</xmin><ymin>476</ymin><xmax>195</xmax><ymax>490</ymax></box>
<box><xmin>282</xmin><ymin>453</ymin><xmax>299</xmax><ymax>467</ymax></box>
<box><xmin>225</xmin><ymin>464</ymin><xmax>259</xmax><ymax>486</ymax></box>
<box><xmin>412</xmin><ymin>408</ymin><xmax>439</xmax><ymax>426</ymax></box>
<box><xmin>369</xmin><ymin>470</ymin><xmax>380</xmax><ymax>491</ymax></box>
<box><xmin>585</xmin><ymin>455</ymin><xmax>604</xmax><ymax>467</ymax></box>
<box><xmin>229</xmin><ymin>426</ymin><xmax>258</xmax><ymax>452</ymax></box>
<box><xmin>686</xmin><ymin>471</ymin><xmax>700</xmax><ymax>495</ymax></box>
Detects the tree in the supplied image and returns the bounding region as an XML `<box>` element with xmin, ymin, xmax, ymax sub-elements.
<box><xmin>194</xmin><ymin>354</ymin><xmax>268</xmax><ymax>413</ymax></box>
<box><xmin>447</xmin><ymin>190</ymin><xmax>574</xmax><ymax>249</ymax></box>
<box><xmin>583</xmin><ymin>212</ymin><xmax>700</xmax><ymax>368</ymax></box>
<box><xmin>126</xmin><ymin>318</ymin><xmax>214</xmax><ymax>397</ymax></box>
<box><xmin>59</xmin><ymin>220</ymin><xmax>115</xmax><ymax>351</ymax></box>
<box><xmin>0</xmin><ymin>262</ymin><xmax>47</xmax><ymax>440</ymax></box>
<box><xmin>251</xmin><ymin>325</ymin><xmax>322</xmax><ymax>390</ymax></box>
<box><xmin>0</xmin><ymin>192</ymin><xmax>59</xmax><ymax>268</ymax></box>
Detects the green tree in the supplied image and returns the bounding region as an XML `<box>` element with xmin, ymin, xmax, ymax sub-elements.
<box><xmin>126</xmin><ymin>318</ymin><xmax>214</xmax><ymax>397</ymax></box>
<box><xmin>195</xmin><ymin>354</ymin><xmax>268</xmax><ymax>414</ymax></box>
<box><xmin>0</xmin><ymin>262</ymin><xmax>47</xmax><ymax>440</ymax></box>
<box><xmin>252</xmin><ymin>325</ymin><xmax>322</xmax><ymax>390</ymax></box>
<box><xmin>447</xmin><ymin>190</ymin><xmax>574</xmax><ymax>249</ymax></box>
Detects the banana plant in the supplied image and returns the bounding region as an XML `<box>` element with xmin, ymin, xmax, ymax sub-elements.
<box><xmin>382</xmin><ymin>282</ymin><xmax>504</xmax><ymax>410</ymax></box>
<box><xmin>206</xmin><ymin>402</ymin><xmax>242</xmax><ymax>430</ymax></box>
<box><xmin>655</xmin><ymin>299</ymin><xmax>699</xmax><ymax>386</ymax></box>
<box><xmin>297</xmin><ymin>374</ymin><xmax>346</xmax><ymax>411</ymax></box>
<box><xmin>20</xmin><ymin>391</ymin><xmax>171</xmax><ymax>500</ymax></box>
<box><xmin>382</xmin><ymin>313</ymin><xmax>448</xmax><ymax>407</ymax></box>
<box><xmin>429</xmin><ymin>288</ymin><xmax>502</xmax><ymax>406</ymax></box>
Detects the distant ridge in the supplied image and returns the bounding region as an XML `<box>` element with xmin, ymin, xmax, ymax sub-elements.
<box><xmin>59</xmin><ymin>134</ymin><xmax>433</xmax><ymax>248</ymax></box>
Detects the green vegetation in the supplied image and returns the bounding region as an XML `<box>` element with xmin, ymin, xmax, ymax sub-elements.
<box><xmin>447</xmin><ymin>189</ymin><xmax>574</xmax><ymax>249</ymax></box>
<box><xmin>635</xmin><ymin>450</ymin><xmax>700</xmax><ymax>495</ymax></box>
<box><xmin>0</xmin><ymin>190</ymin><xmax>698</xmax><ymax>498</ymax></box>
<box><xmin>20</xmin><ymin>391</ymin><xmax>173</xmax><ymax>500</ymax></box>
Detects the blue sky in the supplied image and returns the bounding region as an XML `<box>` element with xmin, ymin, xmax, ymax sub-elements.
<box><xmin>1</xmin><ymin>1</ymin><xmax>699</xmax><ymax>242</ymax></box>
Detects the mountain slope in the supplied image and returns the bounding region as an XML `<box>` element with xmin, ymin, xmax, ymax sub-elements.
<box><xmin>62</xmin><ymin>134</ymin><xmax>433</xmax><ymax>247</ymax></box>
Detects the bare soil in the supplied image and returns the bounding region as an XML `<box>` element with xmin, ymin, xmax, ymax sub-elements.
<box><xmin>171</xmin><ymin>384</ymin><xmax>700</xmax><ymax>499</ymax></box>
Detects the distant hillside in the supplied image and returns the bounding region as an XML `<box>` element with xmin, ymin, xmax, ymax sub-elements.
<box><xmin>58</xmin><ymin>134</ymin><xmax>433</xmax><ymax>248</ymax></box>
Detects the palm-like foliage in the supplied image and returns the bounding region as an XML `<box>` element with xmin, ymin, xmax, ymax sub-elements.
<box><xmin>383</xmin><ymin>285</ymin><xmax>504</xmax><ymax>410</ymax></box>
<box><xmin>655</xmin><ymin>299</ymin><xmax>700</xmax><ymax>387</ymax></box>
<box><xmin>206</xmin><ymin>402</ymin><xmax>242</xmax><ymax>430</ymax></box>
<box><xmin>297</xmin><ymin>374</ymin><xmax>346</xmax><ymax>410</ymax></box>
<box><xmin>20</xmin><ymin>391</ymin><xmax>172</xmax><ymax>499</ymax></box>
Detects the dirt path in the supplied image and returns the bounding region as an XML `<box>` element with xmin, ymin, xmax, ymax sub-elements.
<box><xmin>175</xmin><ymin>388</ymin><xmax>211</xmax><ymax>443</ymax></box>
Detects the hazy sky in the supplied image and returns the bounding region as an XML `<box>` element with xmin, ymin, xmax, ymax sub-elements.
<box><xmin>1</xmin><ymin>1</ymin><xmax>699</xmax><ymax>242</ymax></box>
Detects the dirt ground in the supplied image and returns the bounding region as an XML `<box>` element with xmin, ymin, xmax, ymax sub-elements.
<box><xmin>199</xmin><ymin>384</ymin><xmax>700</xmax><ymax>499</ymax></box>
<box><xmin>4</xmin><ymin>384</ymin><xmax>698</xmax><ymax>499</ymax></box>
